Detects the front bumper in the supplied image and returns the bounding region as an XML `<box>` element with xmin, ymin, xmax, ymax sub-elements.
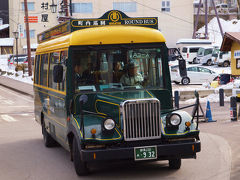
<box><xmin>81</xmin><ymin>140</ymin><xmax>201</xmax><ymax>162</ymax></box>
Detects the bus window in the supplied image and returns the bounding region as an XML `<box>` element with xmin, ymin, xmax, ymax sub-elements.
<box><xmin>40</xmin><ymin>54</ymin><xmax>49</xmax><ymax>87</ymax></box>
<box><xmin>72</xmin><ymin>48</ymin><xmax>163</xmax><ymax>92</ymax></box>
<box><xmin>49</xmin><ymin>52</ymin><xmax>60</xmax><ymax>90</ymax></box>
<box><xmin>60</xmin><ymin>50</ymin><xmax>68</xmax><ymax>91</ymax></box>
<box><xmin>34</xmin><ymin>55</ymin><xmax>40</xmax><ymax>84</ymax></box>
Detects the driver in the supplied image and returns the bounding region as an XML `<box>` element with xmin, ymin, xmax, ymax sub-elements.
<box><xmin>120</xmin><ymin>61</ymin><xmax>143</xmax><ymax>86</ymax></box>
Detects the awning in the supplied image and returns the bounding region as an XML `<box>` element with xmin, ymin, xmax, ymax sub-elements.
<box><xmin>0</xmin><ymin>38</ymin><xmax>14</xmax><ymax>46</ymax></box>
<box><xmin>23</xmin><ymin>43</ymin><xmax>38</xmax><ymax>49</ymax></box>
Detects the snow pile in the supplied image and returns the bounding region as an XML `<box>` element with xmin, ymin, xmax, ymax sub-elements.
<box><xmin>0</xmin><ymin>57</ymin><xmax>33</xmax><ymax>84</ymax></box>
<box><xmin>197</xmin><ymin>17</ymin><xmax>240</xmax><ymax>46</ymax></box>
<box><xmin>182</xmin><ymin>93</ymin><xmax>231</xmax><ymax>104</ymax></box>
<box><xmin>0</xmin><ymin>38</ymin><xmax>14</xmax><ymax>46</ymax></box>
<box><xmin>0</xmin><ymin>24</ymin><xmax>9</xmax><ymax>31</ymax></box>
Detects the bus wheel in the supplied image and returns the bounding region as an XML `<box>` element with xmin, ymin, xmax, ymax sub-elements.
<box><xmin>73</xmin><ymin>137</ymin><xmax>89</xmax><ymax>176</ymax></box>
<box><xmin>42</xmin><ymin>121</ymin><xmax>57</xmax><ymax>147</ymax></box>
<box><xmin>181</xmin><ymin>77</ymin><xmax>190</xmax><ymax>85</ymax></box>
<box><xmin>207</xmin><ymin>60</ymin><xmax>212</xmax><ymax>66</ymax></box>
<box><xmin>169</xmin><ymin>159</ymin><xmax>181</xmax><ymax>169</ymax></box>
<box><xmin>223</xmin><ymin>61</ymin><xmax>229</xmax><ymax>67</ymax></box>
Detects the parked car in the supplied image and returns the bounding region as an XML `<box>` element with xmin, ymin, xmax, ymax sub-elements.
<box><xmin>213</xmin><ymin>51</ymin><xmax>231</xmax><ymax>67</ymax></box>
<box><xmin>181</xmin><ymin>46</ymin><xmax>200</xmax><ymax>64</ymax></box>
<box><xmin>171</xmin><ymin>65</ymin><xmax>218</xmax><ymax>85</ymax></box>
<box><xmin>196</xmin><ymin>46</ymin><xmax>219</xmax><ymax>66</ymax></box>
<box><xmin>8</xmin><ymin>55</ymin><xmax>34</xmax><ymax>71</ymax></box>
<box><xmin>8</xmin><ymin>54</ymin><xmax>27</xmax><ymax>66</ymax></box>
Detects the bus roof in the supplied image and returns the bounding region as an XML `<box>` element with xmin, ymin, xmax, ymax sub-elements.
<box><xmin>36</xmin><ymin>26</ymin><xmax>166</xmax><ymax>53</ymax></box>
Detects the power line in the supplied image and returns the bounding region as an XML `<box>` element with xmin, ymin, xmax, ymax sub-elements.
<box><xmin>130</xmin><ymin>0</ymin><xmax>194</xmax><ymax>25</ymax></box>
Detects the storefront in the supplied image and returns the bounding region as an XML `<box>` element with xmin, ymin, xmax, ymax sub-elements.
<box><xmin>220</xmin><ymin>32</ymin><xmax>240</xmax><ymax>76</ymax></box>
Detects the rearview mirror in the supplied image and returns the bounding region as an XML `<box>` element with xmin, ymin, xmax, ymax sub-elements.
<box><xmin>53</xmin><ymin>64</ymin><xmax>63</xmax><ymax>83</ymax></box>
<box><xmin>168</xmin><ymin>55</ymin><xmax>178</xmax><ymax>61</ymax></box>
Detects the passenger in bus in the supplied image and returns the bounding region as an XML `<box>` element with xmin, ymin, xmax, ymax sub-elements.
<box><xmin>74</xmin><ymin>64</ymin><xmax>84</xmax><ymax>87</ymax></box>
<box><xmin>82</xmin><ymin>62</ymin><xmax>95</xmax><ymax>84</ymax></box>
<box><xmin>120</xmin><ymin>61</ymin><xmax>143</xmax><ymax>86</ymax></box>
<box><xmin>113</xmin><ymin>61</ymin><xmax>124</xmax><ymax>83</ymax></box>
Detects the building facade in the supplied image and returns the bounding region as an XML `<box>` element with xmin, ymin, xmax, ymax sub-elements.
<box><xmin>9</xmin><ymin>0</ymin><xmax>194</xmax><ymax>54</ymax></box>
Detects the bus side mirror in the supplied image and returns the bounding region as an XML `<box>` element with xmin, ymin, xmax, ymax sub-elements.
<box><xmin>53</xmin><ymin>64</ymin><xmax>63</xmax><ymax>83</ymax></box>
<box><xmin>168</xmin><ymin>55</ymin><xmax>177</xmax><ymax>61</ymax></box>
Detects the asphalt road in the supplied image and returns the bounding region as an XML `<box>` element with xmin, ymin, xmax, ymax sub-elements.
<box><xmin>0</xmin><ymin>85</ymin><xmax>233</xmax><ymax>180</ymax></box>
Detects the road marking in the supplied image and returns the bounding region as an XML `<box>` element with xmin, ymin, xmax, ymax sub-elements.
<box><xmin>2</xmin><ymin>100</ymin><xmax>14</xmax><ymax>105</ymax></box>
<box><xmin>20</xmin><ymin>114</ymin><xmax>29</xmax><ymax>116</ymax></box>
<box><xmin>1</xmin><ymin>115</ymin><xmax>17</xmax><ymax>122</ymax></box>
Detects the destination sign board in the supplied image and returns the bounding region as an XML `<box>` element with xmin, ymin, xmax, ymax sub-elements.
<box><xmin>38</xmin><ymin>10</ymin><xmax>158</xmax><ymax>43</ymax></box>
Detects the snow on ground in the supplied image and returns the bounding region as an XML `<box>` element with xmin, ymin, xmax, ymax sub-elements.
<box><xmin>181</xmin><ymin>93</ymin><xmax>231</xmax><ymax>104</ymax></box>
<box><xmin>0</xmin><ymin>56</ymin><xmax>33</xmax><ymax>84</ymax></box>
<box><xmin>197</xmin><ymin>17</ymin><xmax>240</xmax><ymax>46</ymax></box>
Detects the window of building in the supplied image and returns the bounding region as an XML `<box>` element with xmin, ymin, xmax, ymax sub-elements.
<box><xmin>161</xmin><ymin>1</ymin><xmax>170</xmax><ymax>12</ymax></box>
<box><xmin>72</xmin><ymin>3</ymin><xmax>92</xmax><ymax>13</ymax></box>
<box><xmin>237</xmin><ymin>59</ymin><xmax>240</xmax><ymax>69</ymax></box>
<box><xmin>59</xmin><ymin>50</ymin><xmax>68</xmax><ymax>92</ymax></box>
<box><xmin>21</xmin><ymin>2</ymin><xmax>35</xmax><ymax>11</ymax></box>
<box><xmin>113</xmin><ymin>2</ymin><xmax>137</xmax><ymax>12</ymax></box>
<box><xmin>40</xmin><ymin>54</ymin><xmax>49</xmax><ymax>87</ymax></box>
<box><xmin>24</xmin><ymin>30</ymin><xmax>35</xmax><ymax>39</ymax></box>
<box><xmin>48</xmin><ymin>52</ymin><xmax>60</xmax><ymax>90</ymax></box>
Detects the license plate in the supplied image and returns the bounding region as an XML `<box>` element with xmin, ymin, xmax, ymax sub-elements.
<box><xmin>134</xmin><ymin>146</ymin><xmax>157</xmax><ymax>161</ymax></box>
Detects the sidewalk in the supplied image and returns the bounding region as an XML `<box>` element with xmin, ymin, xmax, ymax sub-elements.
<box><xmin>0</xmin><ymin>76</ymin><xmax>33</xmax><ymax>97</ymax></box>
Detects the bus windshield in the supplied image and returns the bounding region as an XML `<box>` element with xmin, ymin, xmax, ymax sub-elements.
<box><xmin>72</xmin><ymin>47</ymin><xmax>164</xmax><ymax>92</ymax></box>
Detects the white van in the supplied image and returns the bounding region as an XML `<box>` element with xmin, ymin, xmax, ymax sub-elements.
<box><xmin>215</xmin><ymin>51</ymin><xmax>231</xmax><ymax>67</ymax></box>
<box><xmin>176</xmin><ymin>39</ymin><xmax>212</xmax><ymax>53</ymax></box>
<box><xmin>197</xmin><ymin>46</ymin><xmax>219</xmax><ymax>66</ymax></box>
<box><xmin>181</xmin><ymin>46</ymin><xmax>200</xmax><ymax>64</ymax></box>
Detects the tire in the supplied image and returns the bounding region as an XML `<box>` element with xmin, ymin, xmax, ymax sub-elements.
<box><xmin>174</xmin><ymin>81</ymin><xmax>180</xmax><ymax>84</ymax></box>
<box><xmin>181</xmin><ymin>77</ymin><xmax>190</xmax><ymax>85</ymax></box>
<box><xmin>207</xmin><ymin>60</ymin><xmax>212</xmax><ymax>66</ymax></box>
<box><xmin>169</xmin><ymin>159</ymin><xmax>181</xmax><ymax>169</ymax></box>
<box><xmin>188</xmin><ymin>62</ymin><xmax>192</xmax><ymax>64</ymax></box>
<box><xmin>73</xmin><ymin>137</ymin><xmax>89</xmax><ymax>176</ymax></box>
<box><xmin>42</xmin><ymin>121</ymin><xmax>57</xmax><ymax>147</ymax></box>
<box><xmin>223</xmin><ymin>61</ymin><xmax>229</xmax><ymax>67</ymax></box>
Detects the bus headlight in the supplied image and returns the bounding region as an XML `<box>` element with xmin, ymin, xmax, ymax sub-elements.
<box><xmin>166</xmin><ymin>113</ymin><xmax>182</xmax><ymax>129</ymax></box>
<box><xmin>103</xmin><ymin>119</ymin><xmax>115</xmax><ymax>131</ymax></box>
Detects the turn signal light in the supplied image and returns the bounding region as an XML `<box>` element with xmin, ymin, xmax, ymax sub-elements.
<box><xmin>185</xmin><ymin>121</ymin><xmax>191</xmax><ymax>127</ymax></box>
<box><xmin>91</xmin><ymin>128</ymin><xmax>97</xmax><ymax>135</ymax></box>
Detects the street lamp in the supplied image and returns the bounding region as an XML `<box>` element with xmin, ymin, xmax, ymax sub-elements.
<box><xmin>50</xmin><ymin>0</ymin><xmax>57</xmax><ymax>13</ymax></box>
<box><xmin>12</xmin><ymin>31</ymin><xmax>19</xmax><ymax>66</ymax></box>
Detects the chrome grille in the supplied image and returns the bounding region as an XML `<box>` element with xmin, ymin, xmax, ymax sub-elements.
<box><xmin>122</xmin><ymin>99</ymin><xmax>161</xmax><ymax>141</ymax></box>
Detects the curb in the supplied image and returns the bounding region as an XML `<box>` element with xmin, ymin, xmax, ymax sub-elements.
<box><xmin>0</xmin><ymin>76</ymin><xmax>34</xmax><ymax>98</ymax></box>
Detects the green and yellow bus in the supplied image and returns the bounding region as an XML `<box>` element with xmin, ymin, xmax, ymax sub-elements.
<box><xmin>34</xmin><ymin>10</ymin><xmax>200</xmax><ymax>175</ymax></box>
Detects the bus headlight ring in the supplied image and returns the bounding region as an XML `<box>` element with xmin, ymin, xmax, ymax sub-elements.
<box><xmin>166</xmin><ymin>113</ymin><xmax>182</xmax><ymax>129</ymax></box>
<box><xmin>103</xmin><ymin>119</ymin><xmax>115</xmax><ymax>131</ymax></box>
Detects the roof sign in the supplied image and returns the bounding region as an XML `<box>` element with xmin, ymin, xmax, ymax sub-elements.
<box><xmin>37</xmin><ymin>10</ymin><xmax>158</xmax><ymax>43</ymax></box>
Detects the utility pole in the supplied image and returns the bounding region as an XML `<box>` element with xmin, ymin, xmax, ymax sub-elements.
<box><xmin>24</xmin><ymin>0</ymin><xmax>32</xmax><ymax>76</ymax></box>
<box><xmin>205</xmin><ymin>0</ymin><xmax>208</xmax><ymax>39</ymax></box>
<box><xmin>193</xmin><ymin>0</ymin><xmax>224</xmax><ymax>39</ymax></box>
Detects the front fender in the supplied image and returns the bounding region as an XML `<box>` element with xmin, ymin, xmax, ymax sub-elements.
<box><xmin>72</xmin><ymin>114</ymin><xmax>123</xmax><ymax>143</ymax></box>
<box><xmin>161</xmin><ymin>110</ymin><xmax>200</xmax><ymax>138</ymax></box>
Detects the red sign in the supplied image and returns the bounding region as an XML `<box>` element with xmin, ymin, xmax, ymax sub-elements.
<box><xmin>24</xmin><ymin>16</ymin><xmax>38</xmax><ymax>23</ymax></box>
